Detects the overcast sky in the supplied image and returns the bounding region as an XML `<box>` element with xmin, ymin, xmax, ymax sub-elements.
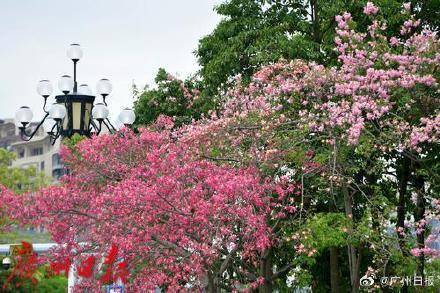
<box><xmin>0</xmin><ymin>0</ymin><xmax>221</xmax><ymax>124</ymax></box>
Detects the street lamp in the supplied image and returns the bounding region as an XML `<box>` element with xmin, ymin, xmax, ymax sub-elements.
<box><xmin>15</xmin><ymin>44</ymin><xmax>136</xmax><ymax>143</ymax></box>
<box><xmin>2</xmin><ymin>256</ymin><xmax>11</xmax><ymax>270</ymax></box>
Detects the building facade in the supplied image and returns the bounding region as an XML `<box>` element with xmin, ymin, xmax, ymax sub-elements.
<box><xmin>0</xmin><ymin>118</ymin><xmax>64</xmax><ymax>180</ymax></box>
<box><xmin>0</xmin><ymin>119</ymin><xmax>20</xmax><ymax>149</ymax></box>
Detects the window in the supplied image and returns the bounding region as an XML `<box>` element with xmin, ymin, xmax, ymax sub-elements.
<box><xmin>40</xmin><ymin>161</ymin><xmax>45</xmax><ymax>171</ymax></box>
<box><xmin>52</xmin><ymin>168</ymin><xmax>66</xmax><ymax>180</ymax></box>
<box><xmin>31</xmin><ymin>147</ymin><xmax>43</xmax><ymax>156</ymax></box>
<box><xmin>18</xmin><ymin>149</ymin><xmax>25</xmax><ymax>158</ymax></box>
<box><xmin>52</xmin><ymin>153</ymin><xmax>62</xmax><ymax>167</ymax></box>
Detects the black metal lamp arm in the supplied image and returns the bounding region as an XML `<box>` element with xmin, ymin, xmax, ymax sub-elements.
<box><xmin>48</xmin><ymin>121</ymin><xmax>62</xmax><ymax>145</ymax></box>
<box><xmin>104</xmin><ymin>118</ymin><xmax>117</xmax><ymax>132</ymax></box>
<box><xmin>18</xmin><ymin>113</ymin><xmax>50</xmax><ymax>141</ymax></box>
<box><xmin>90</xmin><ymin>119</ymin><xmax>103</xmax><ymax>135</ymax></box>
<box><xmin>42</xmin><ymin>97</ymin><xmax>49</xmax><ymax>114</ymax></box>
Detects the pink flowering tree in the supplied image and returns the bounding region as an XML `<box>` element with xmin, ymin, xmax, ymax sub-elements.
<box><xmin>1</xmin><ymin>126</ymin><xmax>297</xmax><ymax>291</ymax></box>
<box><xmin>1</xmin><ymin>2</ymin><xmax>439</xmax><ymax>292</ymax></box>
<box><xmin>175</xmin><ymin>2</ymin><xmax>439</xmax><ymax>291</ymax></box>
<box><xmin>299</xmin><ymin>3</ymin><xmax>439</xmax><ymax>288</ymax></box>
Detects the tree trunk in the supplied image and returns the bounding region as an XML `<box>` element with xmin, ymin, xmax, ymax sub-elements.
<box><xmin>396</xmin><ymin>156</ymin><xmax>411</xmax><ymax>293</ymax></box>
<box><xmin>259</xmin><ymin>251</ymin><xmax>273</xmax><ymax>293</ymax></box>
<box><xmin>310</xmin><ymin>0</ymin><xmax>321</xmax><ymax>44</ymax></box>
<box><xmin>329</xmin><ymin>247</ymin><xmax>340</xmax><ymax>293</ymax></box>
<box><xmin>206</xmin><ymin>271</ymin><xmax>216</xmax><ymax>293</ymax></box>
<box><xmin>343</xmin><ymin>185</ymin><xmax>361</xmax><ymax>293</ymax></box>
<box><xmin>349</xmin><ymin>246</ymin><xmax>361</xmax><ymax>293</ymax></box>
<box><xmin>413</xmin><ymin>173</ymin><xmax>425</xmax><ymax>281</ymax></box>
<box><xmin>328</xmin><ymin>185</ymin><xmax>341</xmax><ymax>293</ymax></box>
<box><xmin>365</xmin><ymin>172</ymin><xmax>379</xmax><ymax>230</ymax></box>
<box><xmin>396</xmin><ymin>156</ymin><xmax>410</xmax><ymax>249</ymax></box>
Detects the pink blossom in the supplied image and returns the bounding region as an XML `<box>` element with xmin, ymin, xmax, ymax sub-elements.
<box><xmin>0</xmin><ymin>128</ymin><xmax>279</xmax><ymax>291</ymax></box>
<box><xmin>363</xmin><ymin>2</ymin><xmax>379</xmax><ymax>16</ymax></box>
<box><xmin>390</xmin><ymin>37</ymin><xmax>399</xmax><ymax>46</ymax></box>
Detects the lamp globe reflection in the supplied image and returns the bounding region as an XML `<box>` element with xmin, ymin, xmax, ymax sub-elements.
<box><xmin>14</xmin><ymin>44</ymin><xmax>135</xmax><ymax>143</ymax></box>
<box><xmin>67</xmin><ymin>43</ymin><xmax>83</xmax><ymax>61</ymax></box>
<box><xmin>58</xmin><ymin>75</ymin><xmax>74</xmax><ymax>95</ymax></box>
<box><xmin>78</xmin><ymin>84</ymin><xmax>92</xmax><ymax>95</ymax></box>
<box><xmin>119</xmin><ymin>108</ymin><xmax>136</xmax><ymax>126</ymax></box>
<box><xmin>37</xmin><ymin>80</ymin><xmax>53</xmax><ymax>98</ymax></box>
<box><xmin>92</xmin><ymin>103</ymin><xmax>109</xmax><ymax>121</ymax></box>
<box><xmin>15</xmin><ymin>106</ymin><xmax>33</xmax><ymax>127</ymax></box>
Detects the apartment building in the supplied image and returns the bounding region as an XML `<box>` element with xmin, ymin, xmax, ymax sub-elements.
<box><xmin>0</xmin><ymin>118</ymin><xmax>65</xmax><ymax>180</ymax></box>
<box><xmin>0</xmin><ymin>119</ymin><xmax>20</xmax><ymax>149</ymax></box>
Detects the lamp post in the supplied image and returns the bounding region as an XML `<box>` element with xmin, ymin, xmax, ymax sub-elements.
<box><xmin>14</xmin><ymin>44</ymin><xmax>135</xmax><ymax>143</ymax></box>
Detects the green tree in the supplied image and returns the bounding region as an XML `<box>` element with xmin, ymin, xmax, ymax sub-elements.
<box><xmin>196</xmin><ymin>0</ymin><xmax>439</xmax><ymax>96</ymax></box>
<box><xmin>134</xmin><ymin>1</ymin><xmax>439</xmax><ymax>128</ymax></box>
<box><xmin>133</xmin><ymin>68</ymin><xmax>215</xmax><ymax>127</ymax></box>
<box><xmin>0</xmin><ymin>148</ymin><xmax>45</xmax><ymax>194</ymax></box>
<box><xmin>0</xmin><ymin>148</ymin><xmax>47</xmax><ymax>243</ymax></box>
<box><xmin>0</xmin><ymin>261</ymin><xmax>67</xmax><ymax>293</ymax></box>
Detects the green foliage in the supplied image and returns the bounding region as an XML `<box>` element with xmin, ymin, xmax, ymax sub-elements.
<box><xmin>134</xmin><ymin>1</ymin><xmax>439</xmax><ymax>127</ymax></box>
<box><xmin>0</xmin><ymin>148</ymin><xmax>46</xmax><ymax>193</ymax></box>
<box><xmin>134</xmin><ymin>68</ymin><xmax>215</xmax><ymax>127</ymax></box>
<box><xmin>60</xmin><ymin>133</ymin><xmax>88</xmax><ymax>169</ymax></box>
<box><xmin>62</xmin><ymin>133</ymin><xmax>86</xmax><ymax>150</ymax></box>
<box><xmin>0</xmin><ymin>230</ymin><xmax>51</xmax><ymax>245</ymax></box>
<box><xmin>0</xmin><ymin>263</ymin><xmax>67</xmax><ymax>293</ymax></box>
<box><xmin>33</xmin><ymin>276</ymin><xmax>67</xmax><ymax>293</ymax></box>
<box><xmin>303</xmin><ymin>213</ymin><xmax>349</xmax><ymax>251</ymax></box>
<box><xmin>196</xmin><ymin>0</ymin><xmax>439</xmax><ymax>96</ymax></box>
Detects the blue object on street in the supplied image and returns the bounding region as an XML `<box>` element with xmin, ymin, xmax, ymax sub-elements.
<box><xmin>106</xmin><ymin>285</ymin><xmax>125</xmax><ymax>293</ymax></box>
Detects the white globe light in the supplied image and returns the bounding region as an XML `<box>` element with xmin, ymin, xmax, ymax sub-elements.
<box><xmin>43</xmin><ymin>118</ymin><xmax>57</xmax><ymax>134</ymax></box>
<box><xmin>2</xmin><ymin>256</ymin><xmax>11</xmax><ymax>270</ymax></box>
<box><xmin>96</xmin><ymin>79</ymin><xmax>112</xmax><ymax>96</ymax></box>
<box><xmin>92</xmin><ymin>103</ymin><xmax>109</xmax><ymax>120</ymax></box>
<box><xmin>15</xmin><ymin>106</ymin><xmax>33</xmax><ymax>126</ymax></box>
<box><xmin>49</xmin><ymin>103</ymin><xmax>67</xmax><ymax>120</ymax></box>
<box><xmin>37</xmin><ymin>80</ymin><xmax>53</xmax><ymax>97</ymax></box>
<box><xmin>67</xmin><ymin>43</ymin><xmax>83</xmax><ymax>61</ymax></box>
<box><xmin>2</xmin><ymin>257</ymin><xmax>11</xmax><ymax>265</ymax></box>
<box><xmin>118</xmin><ymin>108</ymin><xmax>135</xmax><ymax>125</ymax></box>
<box><xmin>58</xmin><ymin>75</ymin><xmax>73</xmax><ymax>94</ymax></box>
<box><xmin>78</xmin><ymin>84</ymin><xmax>92</xmax><ymax>95</ymax></box>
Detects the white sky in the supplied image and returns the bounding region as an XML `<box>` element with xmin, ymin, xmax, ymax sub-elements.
<box><xmin>0</xmin><ymin>0</ymin><xmax>221</xmax><ymax>124</ymax></box>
